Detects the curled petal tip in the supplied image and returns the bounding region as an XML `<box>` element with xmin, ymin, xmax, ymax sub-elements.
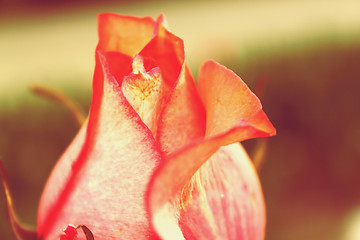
<box><xmin>156</xmin><ymin>13</ymin><xmax>170</xmax><ymax>30</ymax></box>
<box><xmin>198</xmin><ymin>59</ymin><xmax>276</xmax><ymax>141</ymax></box>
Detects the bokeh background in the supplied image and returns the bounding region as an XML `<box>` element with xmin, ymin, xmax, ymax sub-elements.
<box><xmin>1</xmin><ymin>0</ymin><xmax>360</xmax><ymax>239</ymax></box>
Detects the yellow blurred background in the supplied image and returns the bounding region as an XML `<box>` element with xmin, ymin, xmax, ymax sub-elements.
<box><xmin>1</xmin><ymin>0</ymin><xmax>360</xmax><ymax>239</ymax></box>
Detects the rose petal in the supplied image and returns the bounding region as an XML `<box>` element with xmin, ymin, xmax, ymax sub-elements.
<box><xmin>121</xmin><ymin>55</ymin><xmax>168</xmax><ymax>135</ymax></box>
<box><xmin>147</xmin><ymin>60</ymin><xmax>274</xmax><ymax>239</ymax></box>
<box><xmin>38</xmin><ymin>52</ymin><xmax>162</xmax><ymax>240</ymax></box>
<box><xmin>116</xmin><ymin>19</ymin><xmax>188</xmax><ymax>142</ymax></box>
<box><xmin>140</xmin><ymin>21</ymin><xmax>184</xmax><ymax>87</ymax></box>
<box><xmin>141</xmin><ymin>18</ymin><xmax>205</xmax><ymax>154</ymax></box>
<box><xmin>153</xmin><ymin>13</ymin><xmax>169</xmax><ymax>33</ymax></box>
<box><xmin>156</xmin><ymin>64</ymin><xmax>206</xmax><ymax>154</ymax></box>
<box><xmin>147</xmin><ymin>124</ymin><xmax>270</xmax><ymax>240</ymax></box>
<box><xmin>97</xmin><ymin>13</ymin><xmax>155</xmax><ymax>57</ymax></box>
<box><xmin>97</xmin><ymin>51</ymin><xmax>133</xmax><ymax>86</ymax></box>
<box><xmin>198</xmin><ymin>60</ymin><xmax>276</xmax><ymax>137</ymax></box>
<box><xmin>37</xmin><ymin>120</ymin><xmax>88</xmax><ymax>237</ymax></box>
<box><xmin>179</xmin><ymin>144</ymin><xmax>265</xmax><ymax>240</ymax></box>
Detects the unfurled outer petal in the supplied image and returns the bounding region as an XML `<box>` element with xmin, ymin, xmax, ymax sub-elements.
<box><xmin>147</xmin><ymin>125</ymin><xmax>270</xmax><ymax>240</ymax></box>
<box><xmin>198</xmin><ymin>60</ymin><xmax>276</xmax><ymax>138</ymax></box>
<box><xmin>37</xmin><ymin>52</ymin><xmax>162</xmax><ymax>240</ymax></box>
<box><xmin>148</xmin><ymin>59</ymin><xmax>275</xmax><ymax>240</ymax></box>
<box><xmin>179</xmin><ymin>144</ymin><xmax>265</xmax><ymax>240</ymax></box>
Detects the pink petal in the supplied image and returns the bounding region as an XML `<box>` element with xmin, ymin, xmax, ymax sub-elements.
<box><xmin>140</xmin><ymin>21</ymin><xmax>184</xmax><ymax>87</ymax></box>
<box><xmin>121</xmin><ymin>55</ymin><xmax>168</xmax><ymax>136</ymax></box>
<box><xmin>198</xmin><ymin>60</ymin><xmax>276</xmax><ymax>138</ymax></box>
<box><xmin>96</xmin><ymin>51</ymin><xmax>133</xmax><ymax>86</ymax></box>
<box><xmin>37</xmin><ymin>52</ymin><xmax>162</xmax><ymax>240</ymax></box>
<box><xmin>147</xmin><ymin>60</ymin><xmax>275</xmax><ymax>239</ymax></box>
<box><xmin>142</xmin><ymin>18</ymin><xmax>206</xmax><ymax>154</ymax></box>
<box><xmin>179</xmin><ymin>144</ymin><xmax>265</xmax><ymax>240</ymax></box>
<box><xmin>156</xmin><ymin>65</ymin><xmax>206</xmax><ymax>155</ymax></box>
<box><xmin>147</xmin><ymin>125</ymin><xmax>270</xmax><ymax>240</ymax></box>
<box><xmin>97</xmin><ymin>13</ymin><xmax>155</xmax><ymax>57</ymax></box>
<box><xmin>37</xmin><ymin>120</ymin><xmax>88</xmax><ymax>238</ymax></box>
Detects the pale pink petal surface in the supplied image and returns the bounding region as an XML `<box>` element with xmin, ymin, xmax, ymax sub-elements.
<box><xmin>38</xmin><ymin>53</ymin><xmax>162</xmax><ymax>239</ymax></box>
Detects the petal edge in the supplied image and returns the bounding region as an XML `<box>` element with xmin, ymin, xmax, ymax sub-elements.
<box><xmin>198</xmin><ymin>59</ymin><xmax>276</xmax><ymax>138</ymax></box>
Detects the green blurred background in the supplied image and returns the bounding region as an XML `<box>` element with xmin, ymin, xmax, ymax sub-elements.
<box><xmin>1</xmin><ymin>0</ymin><xmax>360</xmax><ymax>239</ymax></box>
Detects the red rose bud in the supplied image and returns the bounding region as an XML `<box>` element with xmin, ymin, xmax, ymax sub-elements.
<box><xmin>3</xmin><ymin>13</ymin><xmax>275</xmax><ymax>240</ymax></box>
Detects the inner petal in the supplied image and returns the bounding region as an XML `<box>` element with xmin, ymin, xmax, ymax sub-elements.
<box><xmin>121</xmin><ymin>55</ymin><xmax>168</xmax><ymax>135</ymax></box>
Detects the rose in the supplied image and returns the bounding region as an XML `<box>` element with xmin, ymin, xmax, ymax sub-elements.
<box><xmin>2</xmin><ymin>13</ymin><xmax>275</xmax><ymax>240</ymax></box>
<box><xmin>36</xmin><ymin>13</ymin><xmax>275</xmax><ymax>240</ymax></box>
